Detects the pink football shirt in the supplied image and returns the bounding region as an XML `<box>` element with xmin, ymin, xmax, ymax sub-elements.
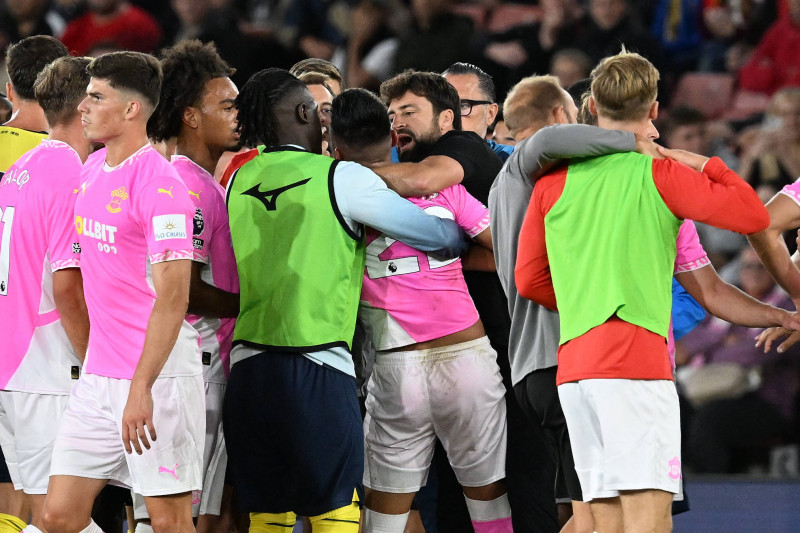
<box><xmin>0</xmin><ymin>140</ymin><xmax>82</xmax><ymax>393</ymax></box>
<box><xmin>780</xmin><ymin>179</ymin><xmax>800</xmax><ymax>206</ymax></box>
<box><xmin>172</xmin><ymin>155</ymin><xmax>238</xmax><ymax>383</ymax></box>
<box><xmin>359</xmin><ymin>184</ymin><xmax>490</xmax><ymax>350</ymax></box>
<box><xmin>668</xmin><ymin>219</ymin><xmax>710</xmax><ymax>363</ymax></box>
<box><xmin>75</xmin><ymin>145</ymin><xmax>200</xmax><ymax>380</ymax></box>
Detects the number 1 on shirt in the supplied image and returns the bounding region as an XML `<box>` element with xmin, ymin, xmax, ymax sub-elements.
<box><xmin>0</xmin><ymin>206</ymin><xmax>15</xmax><ymax>296</ymax></box>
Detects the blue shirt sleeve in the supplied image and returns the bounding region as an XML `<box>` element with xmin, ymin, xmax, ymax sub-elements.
<box><xmin>672</xmin><ymin>277</ymin><xmax>706</xmax><ymax>340</ymax></box>
<box><xmin>332</xmin><ymin>161</ymin><xmax>469</xmax><ymax>258</ymax></box>
<box><xmin>487</xmin><ymin>139</ymin><xmax>514</xmax><ymax>162</ymax></box>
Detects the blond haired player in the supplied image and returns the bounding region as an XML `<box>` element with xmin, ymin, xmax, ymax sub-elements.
<box><xmin>515</xmin><ymin>51</ymin><xmax>770</xmax><ymax>532</ymax></box>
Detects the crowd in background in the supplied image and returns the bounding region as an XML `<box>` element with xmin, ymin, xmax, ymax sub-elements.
<box><xmin>2</xmin><ymin>0</ymin><xmax>799</xmax><ymax>476</ymax></box>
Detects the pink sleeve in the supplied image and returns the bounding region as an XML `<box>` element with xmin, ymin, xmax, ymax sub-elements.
<box><xmin>133</xmin><ymin>175</ymin><xmax>195</xmax><ymax>264</ymax></box>
<box><xmin>779</xmin><ymin>179</ymin><xmax>800</xmax><ymax>207</ymax></box>
<box><xmin>48</xmin><ymin>164</ymin><xmax>81</xmax><ymax>271</ymax></box>
<box><xmin>450</xmin><ymin>185</ymin><xmax>490</xmax><ymax>238</ymax></box>
<box><xmin>674</xmin><ymin>220</ymin><xmax>710</xmax><ymax>273</ymax></box>
<box><xmin>189</xmin><ymin>191</ymin><xmax>211</xmax><ymax>264</ymax></box>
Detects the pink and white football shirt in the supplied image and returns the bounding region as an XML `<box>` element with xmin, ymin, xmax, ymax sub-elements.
<box><xmin>172</xmin><ymin>155</ymin><xmax>238</xmax><ymax>383</ymax></box>
<box><xmin>668</xmin><ymin>219</ymin><xmax>710</xmax><ymax>363</ymax></box>
<box><xmin>0</xmin><ymin>140</ymin><xmax>82</xmax><ymax>393</ymax></box>
<box><xmin>780</xmin><ymin>179</ymin><xmax>800</xmax><ymax>206</ymax></box>
<box><xmin>359</xmin><ymin>184</ymin><xmax>490</xmax><ymax>350</ymax></box>
<box><xmin>75</xmin><ymin>145</ymin><xmax>200</xmax><ymax>380</ymax></box>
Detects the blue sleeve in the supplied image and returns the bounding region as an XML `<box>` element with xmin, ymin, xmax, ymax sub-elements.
<box><xmin>333</xmin><ymin>161</ymin><xmax>469</xmax><ymax>258</ymax></box>
<box><xmin>672</xmin><ymin>277</ymin><xmax>706</xmax><ymax>340</ymax></box>
<box><xmin>487</xmin><ymin>139</ymin><xmax>514</xmax><ymax>162</ymax></box>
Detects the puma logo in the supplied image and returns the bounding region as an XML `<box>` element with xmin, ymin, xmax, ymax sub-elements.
<box><xmin>157</xmin><ymin>186</ymin><xmax>174</xmax><ymax>198</ymax></box>
<box><xmin>158</xmin><ymin>463</ymin><xmax>179</xmax><ymax>480</ymax></box>
<box><xmin>188</xmin><ymin>190</ymin><xmax>201</xmax><ymax>200</ymax></box>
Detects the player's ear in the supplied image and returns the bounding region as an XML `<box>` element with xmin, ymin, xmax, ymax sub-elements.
<box><xmin>553</xmin><ymin>105</ymin><xmax>565</xmax><ymax>124</ymax></box>
<box><xmin>588</xmin><ymin>95</ymin><xmax>598</xmax><ymax>117</ymax></box>
<box><xmin>390</xmin><ymin>129</ymin><xmax>398</xmax><ymax>148</ymax></box>
<box><xmin>649</xmin><ymin>101</ymin><xmax>659</xmax><ymax>120</ymax></box>
<box><xmin>296</xmin><ymin>102</ymin><xmax>311</xmax><ymax>124</ymax></box>
<box><xmin>183</xmin><ymin>106</ymin><xmax>199</xmax><ymax>129</ymax></box>
<box><xmin>124</xmin><ymin>99</ymin><xmax>141</xmax><ymax>120</ymax></box>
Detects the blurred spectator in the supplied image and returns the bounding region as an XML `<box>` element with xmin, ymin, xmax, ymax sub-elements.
<box><xmin>232</xmin><ymin>0</ymin><xmax>303</xmax><ymax>71</ymax></box>
<box><xmin>738</xmin><ymin>87</ymin><xmax>800</xmax><ymax>196</ymax></box>
<box><xmin>660</xmin><ymin>106</ymin><xmax>738</xmax><ymax>166</ymax></box>
<box><xmin>650</xmin><ymin>0</ymin><xmax>703</xmax><ymax>73</ymax></box>
<box><xmin>699</xmin><ymin>0</ymin><xmax>747</xmax><ymax>72</ymax></box>
<box><xmin>481</xmin><ymin>0</ymin><xmax>585</xmax><ymax>97</ymax></box>
<box><xmin>738</xmin><ymin>0</ymin><xmax>800</xmax><ymax>95</ymax></box>
<box><xmin>233</xmin><ymin>0</ymin><xmax>294</xmax><ymax>47</ymax></box>
<box><xmin>661</xmin><ymin>106</ymin><xmax>747</xmax><ymax>270</ymax></box>
<box><xmin>573</xmin><ymin>0</ymin><xmax>665</xmax><ymax>69</ymax></box>
<box><xmin>59</xmin><ymin>0</ymin><xmax>161</xmax><ymax>55</ymax></box>
<box><xmin>549</xmin><ymin>48</ymin><xmax>591</xmax><ymax>91</ymax></box>
<box><xmin>677</xmin><ymin>247</ymin><xmax>800</xmax><ymax>473</ymax></box>
<box><xmin>392</xmin><ymin>0</ymin><xmax>477</xmax><ymax>74</ymax></box>
<box><xmin>0</xmin><ymin>0</ymin><xmax>66</xmax><ymax>55</ymax></box>
<box><xmin>167</xmin><ymin>0</ymin><xmax>255</xmax><ymax>85</ymax></box>
<box><xmin>339</xmin><ymin>0</ymin><xmax>402</xmax><ymax>91</ymax></box>
<box><xmin>284</xmin><ymin>0</ymin><xmax>351</xmax><ymax>61</ymax></box>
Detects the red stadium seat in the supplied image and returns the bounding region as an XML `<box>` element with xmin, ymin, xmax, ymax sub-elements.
<box><xmin>722</xmin><ymin>90</ymin><xmax>772</xmax><ymax>120</ymax></box>
<box><xmin>670</xmin><ymin>72</ymin><xmax>735</xmax><ymax>118</ymax></box>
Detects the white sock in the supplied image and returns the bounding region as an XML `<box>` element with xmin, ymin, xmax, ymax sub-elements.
<box><xmin>464</xmin><ymin>494</ymin><xmax>512</xmax><ymax>521</ymax></box>
<box><xmin>134</xmin><ymin>524</ymin><xmax>153</xmax><ymax>533</ymax></box>
<box><xmin>21</xmin><ymin>525</ymin><xmax>43</xmax><ymax>533</ymax></box>
<box><xmin>362</xmin><ymin>509</ymin><xmax>409</xmax><ymax>533</ymax></box>
<box><xmin>78</xmin><ymin>520</ymin><xmax>103</xmax><ymax>533</ymax></box>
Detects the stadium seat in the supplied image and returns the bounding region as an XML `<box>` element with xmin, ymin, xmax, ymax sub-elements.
<box><xmin>670</xmin><ymin>72</ymin><xmax>735</xmax><ymax>118</ymax></box>
<box><xmin>722</xmin><ymin>89</ymin><xmax>772</xmax><ymax>120</ymax></box>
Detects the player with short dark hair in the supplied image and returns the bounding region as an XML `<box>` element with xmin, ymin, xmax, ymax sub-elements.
<box><xmin>0</xmin><ymin>55</ymin><xmax>91</xmax><ymax>533</ymax></box>
<box><xmin>43</xmin><ymin>51</ymin><xmax>204</xmax><ymax>533</ymax></box>
<box><xmin>331</xmin><ymin>87</ymin><xmax>511</xmax><ymax>533</ymax></box>
<box><xmin>0</xmin><ymin>34</ymin><xmax>68</xmax><ymax>533</ymax></box>
<box><xmin>132</xmin><ymin>40</ymin><xmax>240</xmax><ymax>533</ymax></box>
<box><xmin>0</xmin><ymin>35</ymin><xmax>68</xmax><ymax>176</ymax></box>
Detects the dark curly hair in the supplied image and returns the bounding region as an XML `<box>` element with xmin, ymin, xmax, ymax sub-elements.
<box><xmin>147</xmin><ymin>40</ymin><xmax>235</xmax><ymax>142</ymax></box>
<box><xmin>235</xmin><ymin>68</ymin><xmax>307</xmax><ymax>148</ymax></box>
<box><xmin>380</xmin><ymin>70</ymin><xmax>462</xmax><ymax>131</ymax></box>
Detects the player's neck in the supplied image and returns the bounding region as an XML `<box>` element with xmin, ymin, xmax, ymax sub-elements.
<box><xmin>598</xmin><ymin>116</ymin><xmax>650</xmax><ymax>137</ymax></box>
<box><xmin>49</xmin><ymin>119</ymin><xmax>92</xmax><ymax>163</ymax></box>
<box><xmin>3</xmin><ymin>101</ymin><xmax>48</xmax><ymax>133</ymax></box>
<box><xmin>103</xmin><ymin>131</ymin><xmax>149</xmax><ymax>167</ymax></box>
<box><xmin>175</xmin><ymin>134</ymin><xmax>219</xmax><ymax>176</ymax></box>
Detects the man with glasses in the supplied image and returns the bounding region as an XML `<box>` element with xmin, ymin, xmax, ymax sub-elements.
<box><xmin>443</xmin><ymin>63</ymin><xmax>513</xmax><ymax>162</ymax></box>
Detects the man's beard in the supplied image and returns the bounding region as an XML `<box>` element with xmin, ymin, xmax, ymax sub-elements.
<box><xmin>398</xmin><ymin>137</ymin><xmax>437</xmax><ymax>162</ymax></box>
